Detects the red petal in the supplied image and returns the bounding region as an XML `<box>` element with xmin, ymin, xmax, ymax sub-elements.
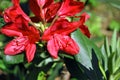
<box><xmin>1</xmin><ymin>23</ymin><xmax>23</xmax><ymax>37</ymax></box>
<box><xmin>4</xmin><ymin>0</ymin><xmax>30</xmax><ymax>23</ymax></box>
<box><xmin>45</xmin><ymin>2</ymin><xmax>61</xmax><ymax>22</ymax></box>
<box><xmin>37</xmin><ymin>0</ymin><xmax>53</xmax><ymax>8</ymax></box>
<box><xmin>4</xmin><ymin>36</ymin><xmax>28</xmax><ymax>55</ymax></box>
<box><xmin>47</xmin><ymin>37</ymin><xmax>59</xmax><ymax>58</ymax></box>
<box><xmin>29</xmin><ymin>0</ymin><xmax>54</xmax><ymax>22</ymax></box>
<box><xmin>80</xmin><ymin>12</ymin><xmax>90</xmax><ymax>24</ymax></box>
<box><xmin>79</xmin><ymin>25</ymin><xmax>91</xmax><ymax>38</ymax></box>
<box><xmin>25</xmin><ymin>43</ymin><xmax>36</xmax><ymax>62</ymax></box>
<box><xmin>12</xmin><ymin>0</ymin><xmax>19</xmax><ymax>6</ymax></box>
<box><xmin>29</xmin><ymin>0</ymin><xmax>40</xmax><ymax>18</ymax></box>
<box><xmin>57</xmin><ymin>0</ymin><xmax>84</xmax><ymax>17</ymax></box>
<box><xmin>54</xmin><ymin>34</ymin><xmax>79</xmax><ymax>55</ymax></box>
<box><xmin>27</xmin><ymin>26</ymin><xmax>40</xmax><ymax>43</ymax></box>
<box><xmin>79</xmin><ymin>13</ymin><xmax>91</xmax><ymax>38</ymax></box>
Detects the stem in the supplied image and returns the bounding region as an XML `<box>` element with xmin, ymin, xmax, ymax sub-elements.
<box><xmin>50</xmin><ymin>15</ymin><xmax>59</xmax><ymax>26</ymax></box>
<box><xmin>29</xmin><ymin>21</ymin><xmax>39</xmax><ymax>29</ymax></box>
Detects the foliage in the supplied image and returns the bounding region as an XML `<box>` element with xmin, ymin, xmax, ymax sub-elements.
<box><xmin>100</xmin><ymin>30</ymin><xmax>120</xmax><ymax>80</ymax></box>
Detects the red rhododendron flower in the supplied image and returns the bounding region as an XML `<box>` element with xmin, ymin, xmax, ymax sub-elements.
<box><xmin>42</xmin><ymin>18</ymin><xmax>81</xmax><ymax>58</ymax></box>
<box><xmin>47</xmin><ymin>34</ymin><xmax>79</xmax><ymax>58</ymax></box>
<box><xmin>3</xmin><ymin>0</ymin><xmax>30</xmax><ymax>23</ymax></box>
<box><xmin>1</xmin><ymin>0</ymin><xmax>91</xmax><ymax>62</ymax></box>
<box><xmin>1</xmin><ymin>16</ymin><xmax>40</xmax><ymax>62</ymax></box>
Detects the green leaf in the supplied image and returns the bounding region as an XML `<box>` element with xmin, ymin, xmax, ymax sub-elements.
<box><xmin>47</xmin><ymin>63</ymin><xmax>63</xmax><ymax>80</ymax></box>
<box><xmin>104</xmin><ymin>37</ymin><xmax>111</xmax><ymax>57</ymax></box>
<box><xmin>114</xmin><ymin>56</ymin><xmax>120</xmax><ymax>73</ymax></box>
<box><xmin>0</xmin><ymin>17</ymin><xmax>5</xmax><ymax>27</ymax></box>
<box><xmin>108</xmin><ymin>52</ymin><xmax>116</xmax><ymax>74</ymax></box>
<box><xmin>114</xmin><ymin>72</ymin><xmax>120</xmax><ymax>80</ymax></box>
<box><xmin>99</xmin><ymin>61</ymin><xmax>107</xmax><ymax>80</ymax></box>
<box><xmin>64</xmin><ymin>30</ymin><xmax>103</xmax><ymax>80</ymax></box>
<box><xmin>0</xmin><ymin>60</ymin><xmax>6</xmax><ymax>70</ymax></box>
<box><xmin>117</xmin><ymin>38</ymin><xmax>120</xmax><ymax>55</ymax></box>
<box><xmin>37</xmin><ymin>71</ymin><xmax>46</xmax><ymax>80</ymax></box>
<box><xmin>111</xmin><ymin>29</ymin><xmax>117</xmax><ymax>53</ymax></box>
<box><xmin>64</xmin><ymin>50</ymin><xmax>103</xmax><ymax>80</ymax></box>
<box><xmin>71</xmin><ymin>29</ymin><xmax>103</xmax><ymax>69</ymax></box>
<box><xmin>3</xmin><ymin>54</ymin><xmax>24</xmax><ymax>64</ymax></box>
<box><xmin>101</xmin><ymin>45</ymin><xmax>108</xmax><ymax>71</ymax></box>
<box><xmin>36</xmin><ymin>57</ymin><xmax>57</xmax><ymax>67</ymax></box>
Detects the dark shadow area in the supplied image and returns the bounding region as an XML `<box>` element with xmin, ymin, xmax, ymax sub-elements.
<box><xmin>64</xmin><ymin>49</ymin><xmax>103</xmax><ymax>80</ymax></box>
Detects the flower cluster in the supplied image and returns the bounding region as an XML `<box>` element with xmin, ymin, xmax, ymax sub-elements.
<box><xmin>0</xmin><ymin>0</ymin><xmax>90</xmax><ymax>62</ymax></box>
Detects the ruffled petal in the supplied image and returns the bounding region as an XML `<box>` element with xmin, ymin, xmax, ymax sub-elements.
<box><xmin>25</xmin><ymin>43</ymin><xmax>36</xmax><ymax>62</ymax></box>
<box><xmin>4</xmin><ymin>36</ymin><xmax>28</xmax><ymax>55</ymax></box>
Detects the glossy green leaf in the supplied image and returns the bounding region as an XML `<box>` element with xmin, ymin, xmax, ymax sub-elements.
<box><xmin>3</xmin><ymin>54</ymin><xmax>24</xmax><ymax>64</ymax></box>
<box><xmin>71</xmin><ymin>29</ymin><xmax>103</xmax><ymax>69</ymax></box>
